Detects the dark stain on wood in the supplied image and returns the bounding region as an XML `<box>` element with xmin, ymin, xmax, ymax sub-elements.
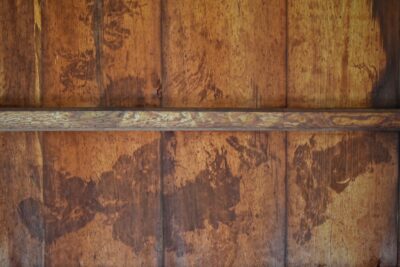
<box><xmin>18</xmin><ymin>140</ymin><xmax>242</xmax><ymax>256</ymax></box>
<box><xmin>370</xmin><ymin>0</ymin><xmax>400</xmax><ymax>107</ymax></box>
<box><xmin>164</xmin><ymin>148</ymin><xmax>241</xmax><ymax>256</ymax></box>
<box><xmin>59</xmin><ymin>49</ymin><xmax>96</xmax><ymax>91</ymax></box>
<box><xmin>293</xmin><ymin>134</ymin><xmax>391</xmax><ymax>245</ymax></box>
<box><xmin>18</xmin><ymin>141</ymin><xmax>159</xmax><ymax>253</ymax></box>
<box><xmin>103</xmin><ymin>75</ymin><xmax>146</xmax><ymax>106</ymax></box>
<box><xmin>162</xmin><ymin>132</ymin><xmax>177</xmax><ymax>177</ymax></box>
<box><xmin>226</xmin><ymin>135</ymin><xmax>269</xmax><ymax>170</ymax></box>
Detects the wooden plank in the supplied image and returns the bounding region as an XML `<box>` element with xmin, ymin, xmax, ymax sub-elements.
<box><xmin>163</xmin><ymin>132</ymin><xmax>286</xmax><ymax>266</ymax></box>
<box><xmin>34</xmin><ymin>132</ymin><xmax>161</xmax><ymax>266</ymax></box>
<box><xmin>162</xmin><ymin>0</ymin><xmax>286</xmax><ymax>108</ymax></box>
<box><xmin>101</xmin><ymin>0</ymin><xmax>161</xmax><ymax>107</ymax></box>
<box><xmin>287</xmin><ymin>0</ymin><xmax>399</xmax><ymax>265</ymax></box>
<box><xmin>0</xmin><ymin>109</ymin><xmax>399</xmax><ymax>131</ymax></box>
<box><xmin>41</xmin><ymin>0</ymin><xmax>162</xmax><ymax>265</ymax></box>
<box><xmin>0</xmin><ymin>133</ymin><xmax>44</xmax><ymax>267</ymax></box>
<box><xmin>0</xmin><ymin>1</ymin><xmax>44</xmax><ymax>266</ymax></box>
<box><xmin>162</xmin><ymin>0</ymin><xmax>286</xmax><ymax>265</ymax></box>
<box><xmin>42</xmin><ymin>0</ymin><xmax>101</xmax><ymax>107</ymax></box>
<box><xmin>0</xmin><ymin>0</ymin><xmax>39</xmax><ymax>107</ymax></box>
<box><xmin>287</xmin><ymin>132</ymin><xmax>398</xmax><ymax>266</ymax></box>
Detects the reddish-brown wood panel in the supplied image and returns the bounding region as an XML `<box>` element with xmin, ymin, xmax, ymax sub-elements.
<box><xmin>42</xmin><ymin>0</ymin><xmax>100</xmax><ymax>107</ymax></box>
<box><xmin>162</xmin><ymin>0</ymin><xmax>286</xmax><ymax>108</ymax></box>
<box><xmin>21</xmin><ymin>132</ymin><xmax>160</xmax><ymax>266</ymax></box>
<box><xmin>162</xmin><ymin>0</ymin><xmax>287</xmax><ymax>265</ymax></box>
<box><xmin>287</xmin><ymin>132</ymin><xmax>398</xmax><ymax>266</ymax></box>
<box><xmin>0</xmin><ymin>132</ymin><xmax>44</xmax><ymax>267</ymax></box>
<box><xmin>39</xmin><ymin>0</ymin><xmax>162</xmax><ymax>266</ymax></box>
<box><xmin>101</xmin><ymin>0</ymin><xmax>161</xmax><ymax>107</ymax></box>
<box><xmin>163</xmin><ymin>132</ymin><xmax>286</xmax><ymax>266</ymax></box>
<box><xmin>0</xmin><ymin>0</ymin><xmax>39</xmax><ymax>107</ymax></box>
<box><xmin>0</xmin><ymin>1</ymin><xmax>44</xmax><ymax>266</ymax></box>
<box><xmin>287</xmin><ymin>0</ymin><xmax>399</xmax><ymax>265</ymax></box>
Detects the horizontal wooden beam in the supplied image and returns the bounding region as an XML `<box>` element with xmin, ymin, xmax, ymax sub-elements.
<box><xmin>0</xmin><ymin>108</ymin><xmax>398</xmax><ymax>131</ymax></box>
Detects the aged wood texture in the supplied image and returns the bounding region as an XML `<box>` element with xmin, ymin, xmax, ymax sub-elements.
<box><xmin>42</xmin><ymin>0</ymin><xmax>161</xmax><ymax>108</ymax></box>
<box><xmin>0</xmin><ymin>109</ymin><xmax>399</xmax><ymax>131</ymax></box>
<box><xmin>162</xmin><ymin>0</ymin><xmax>286</xmax><ymax>265</ymax></box>
<box><xmin>163</xmin><ymin>132</ymin><xmax>286</xmax><ymax>266</ymax></box>
<box><xmin>287</xmin><ymin>0</ymin><xmax>399</xmax><ymax>266</ymax></box>
<box><xmin>101</xmin><ymin>0</ymin><xmax>161</xmax><ymax>107</ymax></box>
<box><xmin>39</xmin><ymin>0</ymin><xmax>162</xmax><ymax>266</ymax></box>
<box><xmin>0</xmin><ymin>132</ymin><xmax>44</xmax><ymax>267</ymax></box>
<box><xmin>42</xmin><ymin>0</ymin><xmax>100</xmax><ymax>107</ymax></box>
<box><xmin>0</xmin><ymin>0</ymin><xmax>39</xmax><ymax>107</ymax></box>
<box><xmin>287</xmin><ymin>132</ymin><xmax>398</xmax><ymax>266</ymax></box>
<box><xmin>0</xmin><ymin>1</ymin><xmax>44</xmax><ymax>266</ymax></box>
<box><xmin>20</xmin><ymin>132</ymin><xmax>160</xmax><ymax>266</ymax></box>
<box><xmin>162</xmin><ymin>0</ymin><xmax>286</xmax><ymax>108</ymax></box>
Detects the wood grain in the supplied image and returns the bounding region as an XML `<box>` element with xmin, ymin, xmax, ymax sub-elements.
<box><xmin>101</xmin><ymin>0</ymin><xmax>161</xmax><ymax>107</ymax></box>
<box><xmin>42</xmin><ymin>0</ymin><xmax>100</xmax><ymax>107</ymax></box>
<box><xmin>0</xmin><ymin>109</ymin><xmax>399</xmax><ymax>131</ymax></box>
<box><xmin>27</xmin><ymin>132</ymin><xmax>160</xmax><ymax>266</ymax></box>
<box><xmin>0</xmin><ymin>1</ymin><xmax>44</xmax><ymax>266</ymax></box>
<box><xmin>163</xmin><ymin>132</ymin><xmax>286</xmax><ymax>266</ymax></box>
<box><xmin>162</xmin><ymin>0</ymin><xmax>286</xmax><ymax>108</ymax></box>
<box><xmin>162</xmin><ymin>0</ymin><xmax>287</xmax><ymax>265</ymax></box>
<box><xmin>40</xmin><ymin>0</ymin><xmax>162</xmax><ymax>266</ymax></box>
<box><xmin>0</xmin><ymin>0</ymin><xmax>38</xmax><ymax>107</ymax></box>
<box><xmin>287</xmin><ymin>0</ymin><xmax>399</xmax><ymax>265</ymax></box>
<box><xmin>0</xmin><ymin>132</ymin><xmax>44</xmax><ymax>267</ymax></box>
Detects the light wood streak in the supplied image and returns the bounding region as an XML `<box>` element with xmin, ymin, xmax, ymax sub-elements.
<box><xmin>0</xmin><ymin>109</ymin><xmax>398</xmax><ymax>131</ymax></box>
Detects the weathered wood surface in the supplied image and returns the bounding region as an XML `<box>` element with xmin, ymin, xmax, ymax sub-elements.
<box><xmin>39</xmin><ymin>0</ymin><xmax>163</xmax><ymax>266</ymax></box>
<box><xmin>287</xmin><ymin>0</ymin><xmax>399</xmax><ymax>266</ymax></box>
<box><xmin>0</xmin><ymin>0</ymin><xmax>399</xmax><ymax>266</ymax></box>
<box><xmin>0</xmin><ymin>1</ymin><xmax>44</xmax><ymax>266</ymax></box>
<box><xmin>162</xmin><ymin>0</ymin><xmax>287</xmax><ymax>265</ymax></box>
<box><xmin>0</xmin><ymin>109</ymin><xmax>399</xmax><ymax>131</ymax></box>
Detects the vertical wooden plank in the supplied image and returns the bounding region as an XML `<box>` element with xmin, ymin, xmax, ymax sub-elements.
<box><xmin>42</xmin><ymin>0</ymin><xmax>101</xmax><ymax>107</ymax></box>
<box><xmin>163</xmin><ymin>132</ymin><xmax>286</xmax><ymax>266</ymax></box>
<box><xmin>287</xmin><ymin>0</ymin><xmax>399</xmax><ymax>265</ymax></box>
<box><xmin>0</xmin><ymin>133</ymin><xmax>44</xmax><ymax>267</ymax></box>
<box><xmin>162</xmin><ymin>0</ymin><xmax>286</xmax><ymax>265</ymax></box>
<box><xmin>0</xmin><ymin>1</ymin><xmax>44</xmax><ymax>266</ymax></box>
<box><xmin>0</xmin><ymin>0</ymin><xmax>38</xmax><ymax>107</ymax></box>
<box><xmin>287</xmin><ymin>132</ymin><xmax>398</xmax><ymax>266</ymax></box>
<box><xmin>162</xmin><ymin>0</ymin><xmax>286</xmax><ymax>108</ymax></box>
<box><xmin>40</xmin><ymin>0</ymin><xmax>162</xmax><ymax>266</ymax></box>
<box><xmin>101</xmin><ymin>0</ymin><xmax>161</xmax><ymax>107</ymax></box>
<box><xmin>20</xmin><ymin>132</ymin><xmax>160</xmax><ymax>266</ymax></box>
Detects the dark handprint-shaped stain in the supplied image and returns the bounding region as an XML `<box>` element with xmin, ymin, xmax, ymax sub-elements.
<box><xmin>59</xmin><ymin>49</ymin><xmax>96</xmax><ymax>91</ymax></box>
<box><xmin>226</xmin><ymin>135</ymin><xmax>269</xmax><ymax>170</ymax></box>
<box><xmin>164</xmin><ymin>147</ymin><xmax>241</xmax><ymax>256</ymax></box>
<box><xmin>18</xmin><ymin>141</ymin><xmax>242</xmax><ymax>255</ymax></box>
<box><xmin>293</xmin><ymin>134</ymin><xmax>391</xmax><ymax>245</ymax></box>
<box><xmin>370</xmin><ymin>0</ymin><xmax>400</xmax><ymax>107</ymax></box>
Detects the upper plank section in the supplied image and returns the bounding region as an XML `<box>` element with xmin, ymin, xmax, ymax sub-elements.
<box><xmin>162</xmin><ymin>0</ymin><xmax>286</xmax><ymax>108</ymax></box>
<box><xmin>0</xmin><ymin>0</ymin><xmax>39</xmax><ymax>107</ymax></box>
<box><xmin>288</xmin><ymin>0</ymin><xmax>399</xmax><ymax>108</ymax></box>
<box><xmin>42</xmin><ymin>0</ymin><xmax>161</xmax><ymax>107</ymax></box>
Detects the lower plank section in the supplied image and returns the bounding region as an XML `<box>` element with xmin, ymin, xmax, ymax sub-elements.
<box><xmin>0</xmin><ymin>133</ymin><xmax>44</xmax><ymax>266</ymax></box>
<box><xmin>17</xmin><ymin>132</ymin><xmax>162</xmax><ymax>266</ymax></box>
<box><xmin>287</xmin><ymin>132</ymin><xmax>398</xmax><ymax>266</ymax></box>
<box><xmin>162</xmin><ymin>132</ymin><xmax>286</xmax><ymax>266</ymax></box>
